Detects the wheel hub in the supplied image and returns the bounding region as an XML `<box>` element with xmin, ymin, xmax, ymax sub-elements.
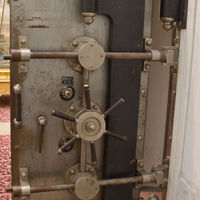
<box><xmin>76</xmin><ymin>111</ymin><xmax>106</xmax><ymax>142</ymax></box>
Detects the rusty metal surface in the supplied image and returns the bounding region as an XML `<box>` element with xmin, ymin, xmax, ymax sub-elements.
<box><xmin>10</xmin><ymin>0</ymin><xmax>109</xmax><ymax>199</ymax></box>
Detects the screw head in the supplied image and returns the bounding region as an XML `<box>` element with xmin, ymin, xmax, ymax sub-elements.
<box><xmin>92</xmin><ymin>105</ymin><xmax>98</xmax><ymax>110</ymax></box>
<box><xmin>139</xmin><ymin>162</ymin><xmax>144</xmax><ymax>167</ymax></box>
<box><xmin>146</xmin><ymin>39</ymin><xmax>152</xmax><ymax>46</ymax></box>
<box><xmin>86</xmin><ymin>122</ymin><xmax>97</xmax><ymax>131</ymax></box>
<box><xmin>141</xmin><ymin>89</ymin><xmax>146</xmax><ymax>97</ymax></box>
<box><xmin>137</xmin><ymin>135</ymin><xmax>143</xmax><ymax>142</ymax></box>
<box><xmin>70</xmin><ymin>106</ymin><xmax>75</xmax><ymax>111</ymax></box>
<box><xmin>38</xmin><ymin>116</ymin><xmax>47</xmax><ymax>126</ymax></box>
<box><xmin>72</xmin><ymin>42</ymin><xmax>78</xmax><ymax>47</ymax></box>
<box><xmin>145</xmin><ymin>64</ymin><xmax>151</xmax><ymax>71</ymax></box>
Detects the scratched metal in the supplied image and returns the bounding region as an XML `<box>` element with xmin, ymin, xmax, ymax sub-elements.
<box><xmin>10</xmin><ymin>0</ymin><xmax>109</xmax><ymax>199</ymax></box>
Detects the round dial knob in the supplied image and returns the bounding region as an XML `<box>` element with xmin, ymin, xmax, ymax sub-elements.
<box><xmin>75</xmin><ymin>111</ymin><xmax>106</xmax><ymax>142</ymax></box>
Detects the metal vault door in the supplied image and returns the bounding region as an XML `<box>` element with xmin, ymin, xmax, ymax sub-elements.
<box><xmin>8</xmin><ymin>0</ymin><xmax>165</xmax><ymax>200</ymax></box>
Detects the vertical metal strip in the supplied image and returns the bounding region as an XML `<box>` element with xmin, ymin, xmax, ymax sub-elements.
<box><xmin>135</xmin><ymin>0</ymin><xmax>153</xmax><ymax>172</ymax></box>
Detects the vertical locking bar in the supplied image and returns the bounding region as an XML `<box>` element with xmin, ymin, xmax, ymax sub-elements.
<box><xmin>13</xmin><ymin>84</ymin><xmax>22</xmax><ymax>127</ymax></box>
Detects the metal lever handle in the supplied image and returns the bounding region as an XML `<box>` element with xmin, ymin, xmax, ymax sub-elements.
<box><xmin>83</xmin><ymin>84</ymin><xmax>91</xmax><ymax>110</ymax></box>
<box><xmin>104</xmin><ymin>98</ymin><xmax>125</xmax><ymax>117</ymax></box>
<box><xmin>13</xmin><ymin>84</ymin><xmax>22</xmax><ymax>127</ymax></box>
<box><xmin>90</xmin><ymin>142</ymin><xmax>97</xmax><ymax>165</ymax></box>
<box><xmin>37</xmin><ymin>116</ymin><xmax>47</xmax><ymax>153</ymax></box>
<box><xmin>52</xmin><ymin>110</ymin><xmax>76</xmax><ymax>123</ymax></box>
<box><xmin>106</xmin><ymin>130</ymin><xmax>127</xmax><ymax>142</ymax></box>
<box><xmin>57</xmin><ymin>135</ymin><xmax>79</xmax><ymax>155</ymax></box>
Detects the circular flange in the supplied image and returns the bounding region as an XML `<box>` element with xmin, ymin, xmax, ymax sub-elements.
<box><xmin>75</xmin><ymin>176</ymin><xmax>100</xmax><ymax>200</ymax></box>
<box><xmin>75</xmin><ymin>111</ymin><xmax>106</xmax><ymax>142</ymax></box>
<box><xmin>78</xmin><ymin>41</ymin><xmax>105</xmax><ymax>71</ymax></box>
<box><xmin>64</xmin><ymin>100</ymin><xmax>101</xmax><ymax>137</ymax></box>
<box><xmin>67</xmin><ymin>36</ymin><xmax>105</xmax><ymax>72</ymax></box>
<box><xmin>65</xmin><ymin>163</ymin><xmax>97</xmax><ymax>194</ymax></box>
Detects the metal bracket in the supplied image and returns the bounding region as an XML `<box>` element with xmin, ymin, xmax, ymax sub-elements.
<box><xmin>135</xmin><ymin>38</ymin><xmax>151</xmax><ymax>173</ymax></box>
<box><xmin>19</xmin><ymin>168</ymin><xmax>31</xmax><ymax>199</ymax></box>
<box><xmin>161</xmin><ymin>46</ymin><xmax>179</xmax><ymax>67</ymax></box>
<box><xmin>18</xmin><ymin>35</ymin><xmax>29</xmax><ymax>73</ymax></box>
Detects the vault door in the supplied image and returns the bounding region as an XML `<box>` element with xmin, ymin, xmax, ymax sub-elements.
<box><xmin>8</xmin><ymin>0</ymin><xmax>155</xmax><ymax>200</ymax></box>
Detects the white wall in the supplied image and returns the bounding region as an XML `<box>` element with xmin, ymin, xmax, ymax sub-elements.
<box><xmin>167</xmin><ymin>0</ymin><xmax>200</xmax><ymax>199</ymax></box>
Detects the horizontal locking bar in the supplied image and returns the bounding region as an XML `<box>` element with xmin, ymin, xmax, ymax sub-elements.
<box><xmin>6</xmin><ymin>174</ymin><xmax>157</xmax><ymax>197</ymax></box>
<box><xmin>4</xmin><ymin>49</ymin><xmax>167</xmax><ymax>62</ymax></box>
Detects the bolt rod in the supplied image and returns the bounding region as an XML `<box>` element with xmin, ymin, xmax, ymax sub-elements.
<box><xmin>4</xmin><ymin>51</ymin><xmax>166</xmax><ymax>62</ymax></box>
<box><xmin>90</xmin><ymin>142</ymin><xmax>97</xmax><ymax>165</ymax></box>
<box><xmin>83</xmin><ymin>84</ymin><xmax>91</xmax><ymax>110</ymax></box>
<box><xmin>57</xmin><ymin>135</ymin><xmax>79</xmax><ymax>154</ymax></box>
<box><xmin>52</xmin><ymin>110</ymin><xmax>76</xmax><ymax>123</ymax></box>
<box><xmin>6</xmin><ymin>175</ymin><xmax>147</xmax><ymax>196</ymax></box>
<box><xmin>106</xmin><ymin>130</ymin><xmax>127</xmax><ymax>142</ymax></box>
<box><xmin>104</xmin><ymin>98</ymin><xmax>125</xmax><ymax>117</ymax></box>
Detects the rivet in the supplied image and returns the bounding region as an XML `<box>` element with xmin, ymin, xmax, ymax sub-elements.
<box><xmin>70</xmin><ymin>106</ymin><xmax>75</xmax><ymax>111</ymax></box>
<box><xmin>141</xmin><ymin>89</ymin><xmax>146</xmax><ymax>97</ymax></box>
<box><xmin>145</xmin><ymin>64</ymin><xmax>151</xmax><ymax>71</ymax></box>
<box><xmin>21</xmin><ymin>171</ymin><xmax>27</xmax><ymax>177</ymax></box>
<box><xmin>137</xmin><ymin>135</ymin><xmax>143</xmax><ymax>142</ymax></box>
<box><xmin>70</xmin><ymin>170</ymin><xmax>75</xmax><ymax>174</ymax></box>
<box><xmin>146</xmin><ymin>39</ymin><xmax>152</xmax><ymax>46</ymax></box>
<box><xmin>139</xmin><ymin>162</ymin><xmax>144</xmax><ymax>167</ymax></box>
<box><xmin>20</xmin><ymin>64</ymin><xmax>26</xmax><ymax>70</ymax></box>
<box><xmin>72</xmin><ymin>42</ymin><xmax>78</xmax><ymax>47</ymax></box>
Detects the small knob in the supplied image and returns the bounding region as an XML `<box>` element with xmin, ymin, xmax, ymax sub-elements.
<box><xmin>60</xmin><ymin>86</ymin><xmax>75</xmax><ymax>101</ymax></box>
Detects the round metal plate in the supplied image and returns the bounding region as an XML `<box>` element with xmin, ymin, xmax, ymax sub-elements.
<box><xmin>76</xmin><ymin>111</ymin><xmax>106</xmax><ymax>142</ymax></box>
<box><xmin>78</xmin><ymin>41</ymin><xmax>105</xmax><ymax>71</ymax></box>
<box><xmin>75</xmin><ymin>177</ymin><xmax>100</xmax><ymax>200</ymax></box>
<box><xmin>65</xmin><ymin>163</ymin><xmax>97</xmax><ymax>194</ymax></box>
<box><xmin>67</xmin><ymin>37</ymin><xmax>96</xmax><ymax>72</ymax></box>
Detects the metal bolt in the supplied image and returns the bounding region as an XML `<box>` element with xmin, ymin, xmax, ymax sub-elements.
<box><xmin>86</xmin><ymin>122</ymin><xmax>96</xmax><ymax>131</ymax></box>
<box><xmin>13</xmin><ymin>84</ymin><xmax>22</xmax><ymax>94</ymax></box>
<box><xmin>169</xmin><ymin>136</ymin><xmax>172</xmax><ymax>141</ymax></box>
<box><xmin>149</xmin><ymin>194</ymin><xmax>159</xmax><ymax>200</ymax></box>
<box><xmin>65</xmin><ymin>90</ymin><xmax>72</xmax><ymax>98</ymax></box>
<box><xmin>21</xmin><ymin>171</ymin><xmax>27</xmax><ymax>177</ymax></box>
<box><xmin>37</xmin><ymin>116</ymin><xmax>47</xmax><ymax>126</ymax></box>
<box><xmin>20</xmin><ymin>39</ymin><xmax>26</xmax><ymax>45</ymax></box>
<box><xmin>20</xmin><ymin>64</ymin><xmax>26</xmax><ymax>70</ymax></box>
<box><xmin>92</xmin><ymin>105</ymin><xmax>98</xmax><ymax>110</ymax></box>
<box><xmin>137</xmin><ymin>135</ymin><xmax>143</xmax><ymax>142</ymax></box>
<box><xmin>141</xmin><ymin>89</ymin><xmax>146</xmax><ymax>97</ymax></box>
<box><xmin>70</xmin><ymin>170</ymin><xmax>75</xmax><ymax>174</ymax></box>
<box><xmin>139</xmin><ymin>162</ymin><xmax>144</xmax><ymax>168</ymax></box>
<box><xmin>163</xmin><ymin>22</ymin><xmax>173</xmax><ymax>31</ymax></box>
<box><xmin>70</xmin><ymin>106</ymin><xmax>75</xmax><ymax>111</ymax></box>
<box><xmin>83</xmin><ymin>16</ymin><xmax>94</xmax><ymax>24</ymax></box>
<box><xmin>144</xmin><ymin>64</ymin><xmax>151</xmax><ymax>71</ymax></box>
<box><xmin>146</xmin><ymin>39</ymin><xmax>152</xmax><ymax>46</ymax></box>
<box><xmin>72</xmin><ymin>42</ymin><xmax>78</xmax><ymax>47</ymax></box>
